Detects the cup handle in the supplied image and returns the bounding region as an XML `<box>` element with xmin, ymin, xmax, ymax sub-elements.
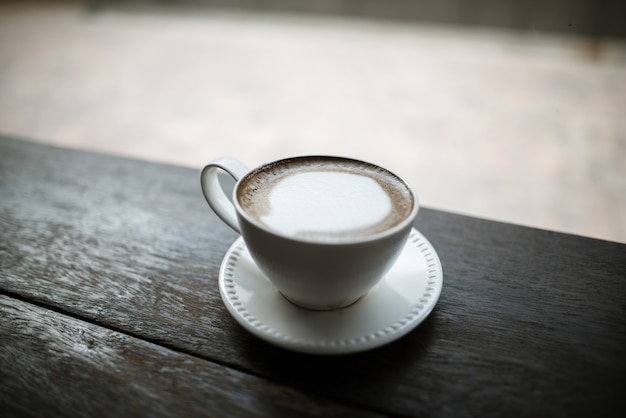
<box><xmin>201</xmin><ymin>157</ymin><xmax>249</xmax><ymax>233</ymax></box>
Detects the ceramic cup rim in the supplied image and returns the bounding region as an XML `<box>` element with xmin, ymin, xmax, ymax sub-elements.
<box><xmin>232</xmin><ymin>155</ymin><xmax>419</xmax><ymax>245</ymax></box>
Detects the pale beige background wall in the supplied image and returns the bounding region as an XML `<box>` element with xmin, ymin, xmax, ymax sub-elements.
<box><xmin>1</xmin><ymin>1</ymin><xmax>625</xmax><ymax>242</ymax></box>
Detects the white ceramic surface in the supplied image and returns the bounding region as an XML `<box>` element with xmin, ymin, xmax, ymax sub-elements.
<box><xmin>218</xmin><ymin>228</ymin><xmax>443</xmax><ymax>354</ymax></box>
<box><xmin>203</xmin><ymin>155</ymin><xmax>419</xmax><ymax>310</ymax></box>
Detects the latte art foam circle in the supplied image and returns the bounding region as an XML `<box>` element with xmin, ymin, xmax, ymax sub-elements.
<box><xmin>261</xmin><ymin>171</ymin><xmax>392</xmax><ymax>237</ymax></box>
<box><xmin>237</xmin><ymin>157</ymin><xmax>414</xmax><ymax>241</ymax></box>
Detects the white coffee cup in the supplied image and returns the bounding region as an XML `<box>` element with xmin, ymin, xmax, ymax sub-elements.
<box><xmin>201</xmin><ymin>156</ymin><xmax>419</xmax><ymax>310</ymax></box>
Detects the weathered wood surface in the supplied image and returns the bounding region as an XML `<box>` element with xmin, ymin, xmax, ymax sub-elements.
<box><xmin>1</xmin><ymin>136</ymin><xmax>625</xmax><ymax>416</ymax></box>
<box><xmin>0</xmin><ymin>295</ymin><xmax>380</xmax><ymax>418</ymax></box>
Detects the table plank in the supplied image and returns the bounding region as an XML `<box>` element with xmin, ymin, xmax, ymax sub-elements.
<box><xmin>0</xmin><ymin>295</ymin><xmax>381</xmax><ymax>417</ymax></box>
<box><xmin>2</xmin><ymin>136</ymin><xmax>625</xmax><ymax>416</ymax></box>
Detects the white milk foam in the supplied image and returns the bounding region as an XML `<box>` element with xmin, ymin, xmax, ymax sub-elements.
<box><xmin>238</xmin><ymin>158</ymin><xmax>414</xmax><ymax>241</ymax></box>
<box><xmin>260</xmin><ymin>171</ymin><xmax>392</xmax><ymax>237</ymax></box>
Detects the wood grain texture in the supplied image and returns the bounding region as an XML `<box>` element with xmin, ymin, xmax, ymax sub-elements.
<box><xmin>0</xmin><ymin>295</ymin><xmax>381</xmax><ymax>418</ymax></box>
<box><xmin>1</xmin><ymin>136</ymin><xmax>625</xmax><ymax>417</ymax></box>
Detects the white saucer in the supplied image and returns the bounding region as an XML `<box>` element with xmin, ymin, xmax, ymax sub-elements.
<box><xmin>218</xmin><ymin>228</ymin><xmax>443</xmax><ymax>355</ymax></box>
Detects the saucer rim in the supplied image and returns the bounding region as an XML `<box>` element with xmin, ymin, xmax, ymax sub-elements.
<box><xmin>218</xmin><ymin>228</ymin><xmax>443</xmax><ymax>355</ymax></box>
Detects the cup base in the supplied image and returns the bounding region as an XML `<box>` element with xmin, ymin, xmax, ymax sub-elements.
<box><xmin>280</xmin><ymin>293</ymin><xmax>364</xmax><ymax>311</ymax></box>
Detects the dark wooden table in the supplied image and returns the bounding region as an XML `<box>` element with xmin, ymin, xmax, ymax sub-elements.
<box><xmin>1</xmin><ymin>135</ymin><xmax>625</xmax><ymax>417</ymax></box>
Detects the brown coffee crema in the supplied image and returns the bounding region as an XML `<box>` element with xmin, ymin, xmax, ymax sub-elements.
<box><xmin>237</xmin><ymin>157</ymin><xmax>414</xmax><ymax>241</ymax></box>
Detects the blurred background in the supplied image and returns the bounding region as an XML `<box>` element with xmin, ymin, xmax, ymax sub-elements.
<box><xmin>0</xmin><ymin>0</ymin><xmax>625</xmax><ymax>242</ymax></box>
